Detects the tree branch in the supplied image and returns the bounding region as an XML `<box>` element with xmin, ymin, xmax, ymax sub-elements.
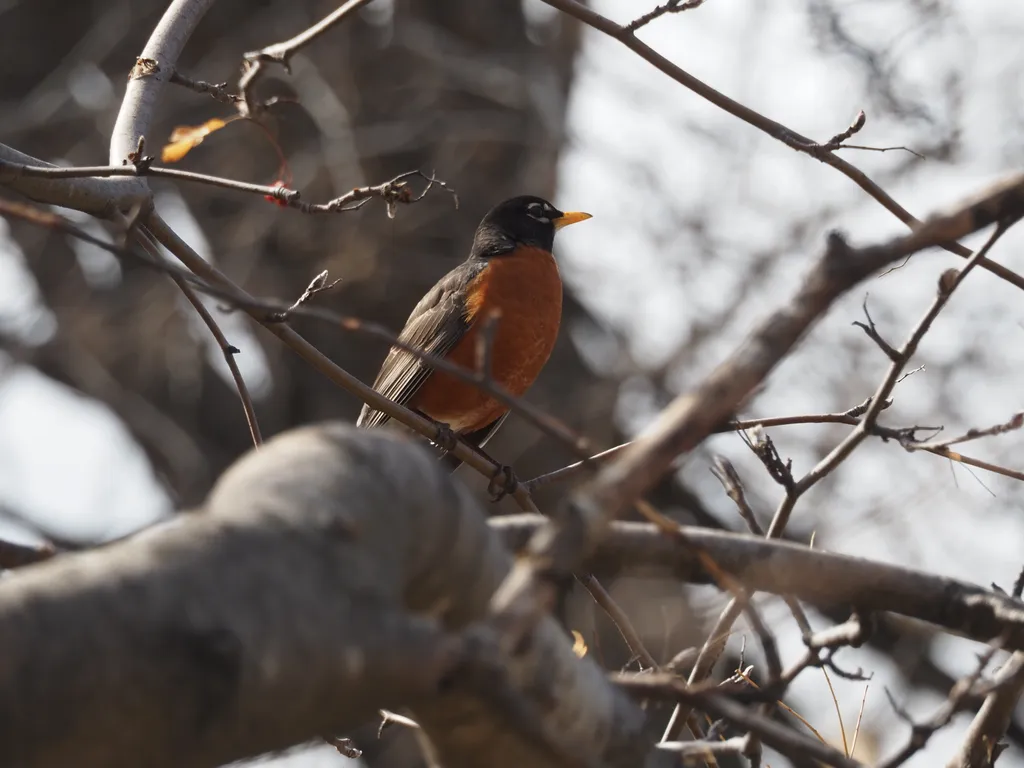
<box><xmin>142</xmin><ymin>213</ymin><xmax>544</xmax><ymax>512</ymax></box>
<box><xmin>0</xmin><ymin>144</ymin><xmax>139</xmax><ymax>216</ymax></box>
<box><xmin>946</xmin><ymin>652</ymin><xmax>1024</xmax><ymax>768</ymax></box>
<box><xmin>109</xmin><ymin>0</ymin><xmax>217</xmax><ymax>166</ymax></box>
<box><xmin>488</xmin><ymin>173</ymin><xmax>1024</xmax><ymax>648</ymax></box>
<box><xmin>542</xmin><ymin>0</ymin><xmax>1024</xmax><ymax>294</ymax></box>
<box><xmin>0</xmin><ymin>425</ymin><xmax>653</xmax><ymax>768</ymax></box>
<box><xmin>238</xmin><ymin>0</ymin><xmax>376</xmax><ymax>117</ymax></box>
<box><xmin>491</xmin><ymin>516</ymin><xmax>1024</xmax><ymax>651</ymax></box>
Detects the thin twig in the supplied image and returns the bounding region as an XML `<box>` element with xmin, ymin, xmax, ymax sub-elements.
<box><xmin>541</xmin><ymin>0</ymin><xmax>1024</xmax><ymax>295</ymax></box>
<box><xmin>0</xmin><ymin>160</ymin><xmax>456</xmax><ymax>219</ymax></box>
<box><xmin>853</xmin><ymin>296</ymin><xmax>901</xmax><ymax>362</ymax></box>
<box><xmin>0</xmin><ymin>197</ymin><xmax>579</xmax><ymax>507</ymax></box>
<box><xmin>269</xmin><ymin>270</ymin><xmax>343</xmax><ymax>322</ymax></box>
<box><xmin>168</xmin><ymin>68</ymin><xmax>241</xmax><ymax>104</ymax></box>
<box><xmin>946</xmin><ymin>652</ymin><xmax>1024</xmax><ymax>768</ymax></box>
<box><xmin>908</xmin><ymin>412</ymin><xmax>1024</xmax><ymax>452</ymax></box>
<box><xmin>838</xmin><ymin>144</ymin><xmax>924</xmax><ymax>159</ymax></box>
<box><xmin>710</xmin><ymin>457</ymin><xmax>763</xmax><ymax>535</ymax></box>
<box><xmin>769</xmin><ymin>218</ymin><xmax>1018</xmax><ymax>539</ymax></box>
<box><xmin>655</xmin><ymin>734</ymin><xmax>753</xmax><ymax>758</ymax></box>
<box><xmin>615</xmin><ymin>673</ymin><xmax>864</xmax><ymax>768</ymax></box>
<box><xmin>878</xmin><ymin>647</ymin><xmax>1000</xmax><ymax>768</ymax></box>
<box><xmin>577</xmin><ymin>574</ymin><xmax>659</xmax><ymax>670</ymax></box>
<box><xmin>662</xmin><ymin>221</ymin><xmax>1022</xmax><ymax>739</ymax></box>
<box><xmin>625</xmin><ymin>0</ymin><xmax>706</xmax><ymax>34</ymax></box>
<box><xmin>238</xmin><ymin>0</ymin><xmax>376</xmax><ymax>117</ymax></box>
<box><xmin>823</xmin><ymin>110</ymin><xmax>867</xmax><ymax>148</ymax></box>
<box><xmin>134</xmin><ymin>227</ymin><xmax>262</xmax><ymax>447</ymax></box>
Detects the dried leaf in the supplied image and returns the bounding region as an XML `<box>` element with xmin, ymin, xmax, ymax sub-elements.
<box><xmin>571</xmin><ymin>630</ymin><xmax>588</xmax><ymax>658</ymax></box>
<box><xmin>161</xmin><ymin>118</ymin><xmax>230</xmax><ymax>163</ymax></box>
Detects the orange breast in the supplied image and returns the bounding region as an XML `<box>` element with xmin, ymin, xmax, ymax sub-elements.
<box><xmin>411</xmin><ymin>247</ymin><xmax>563</xmax><ymax>433</ymax></box>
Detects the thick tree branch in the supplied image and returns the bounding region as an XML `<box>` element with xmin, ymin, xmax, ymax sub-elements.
<box><xmin>109</xmin><ymin>0</ymin><xmax>217</xmax><ymax>166</ymax></box>
<box><xmin>0</xmin><ymin>144</ymin><xmax>138</xmax><ymax>216</ymax></box>
<box><xmin>1</xmin><ymin>0</ymin><xmax>215</xmax><ymax>214</ymax></box>
<box><xmin>0</xmin><ymin>425</ymin><xmax>653</xmax><ymax>768</ymax></box>
<box><xmin>0</xmin><ymin>537</ymin><xmax>56</xmax><ymax>569</ymax></box>
<box><xmin>489</xmin><ymin>513</ymin><xmax>1024</xmax><ymax>651</ymax></box>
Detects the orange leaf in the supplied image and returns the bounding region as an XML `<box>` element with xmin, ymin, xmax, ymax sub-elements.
<box><xmin>571</xmin><ymin>630</ymin><xmax>588</xmax><ymax>658</ymax></box>
<box><xmin>161</xmin><ymin>117</ymin><xmax>230</xmax><ymax>163</ymax></box>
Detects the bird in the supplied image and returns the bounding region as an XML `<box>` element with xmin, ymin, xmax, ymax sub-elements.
<box><xmin>357</xmin><ymin>195</ymin><xmax>591</xmax><ymax>490</ymax></box>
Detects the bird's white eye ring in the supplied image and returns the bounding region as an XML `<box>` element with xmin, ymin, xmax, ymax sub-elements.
<box><xmin>527</xmin><ymin>201</ymin><xmax>551</xmax><ymax>222</ymax></box>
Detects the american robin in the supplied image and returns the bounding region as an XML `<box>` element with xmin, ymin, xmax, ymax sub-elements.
<box><xmin>357</xmin><ymin>195</ymin><xmax>591</xmax><ymax>486</ymax></box>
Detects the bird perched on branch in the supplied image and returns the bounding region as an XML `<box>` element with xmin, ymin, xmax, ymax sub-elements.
<box><xmin>357</xmin><ymin>195</ymin><xmax>591</xmax><ymax>493</ymax></box>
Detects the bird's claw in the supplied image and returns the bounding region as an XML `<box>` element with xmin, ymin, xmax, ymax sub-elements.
<box><xmin>487</xmin><ymin>464</ymin><xmax>518</xmax><ymax>502</ymax></box>
<box><xmin>432</xmin><ymin>421</ymin><xmax>457</xmax><ymax>454</ymax></box>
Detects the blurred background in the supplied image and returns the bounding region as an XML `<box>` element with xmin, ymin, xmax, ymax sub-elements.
<box><xmin>1</xmin><ymin>0</ymin><xmax>1023</xmax><ymax>766</ymax></box>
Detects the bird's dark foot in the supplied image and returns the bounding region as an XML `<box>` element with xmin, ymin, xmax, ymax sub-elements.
<box><xmin>487</xmin><ymin>464</ymin><xmax>519</xmax><ymax>502</ymax></box>
<box><xmin>432</xmin><ymin>421</ymin><xmax>458</xmax><ymax>454</ymax></box>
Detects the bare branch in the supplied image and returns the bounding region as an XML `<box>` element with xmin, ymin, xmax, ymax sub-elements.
<box><xmin>268</xmin><ymin>270</ymin><xmax>344</xmax><ymax>323</ymax></box>
<box><xmin>879</xmin><ymin>648</ymin><xmax>1000</xmax><ymax>768</ymax></box>
<box><xmin>824</xmin><ymin>109</ymin><xmax>867</xmax><ymax>147</ymax></box>
<box><xmin>239</xmin><ymin>0</ymin><xmax>376</xmax><ymax>117</ymax></box>
<box><xmin>655</xmin><ymin>734</ymin><xmax>754</xmax><ymax>759</ymax></box>
<box><xmin>168</xmin><ymin>68</ymin><xmax>241</xmax><ymax>105</ymax></box>
<box><xmin>135</xmin><ymin>228</ymin><xmax>262</xmax><ymax>448</ymax></box>
<box><xmin>0</xmin><ymin>144</ymin><xmax>141</xmax><ymax>216</ymax></box>
<box><xmin>0</xmin><ymin>426</ymin><xmax>651</xmax><ymax>768</ymax></box>
<box><xmin>0</xmin><ymin>159</ymin><xmax>455</xmax><ymax>219</ymax></box>
<box><xmin>909</xmin><ymin>412</ymin><xmax>1024</xmax><ymax>452</ymax></box>
<box><xmin>616</xmin><ymin>673</ymin><xmax>863</xmax><ymax>768</ymax></box>
<box><xmin>541</xmin><ymin>0</ymin><xmax>1024</xmax><ymax>294</ymax></box>
<box><xmin>853</xmin><ymin>296</ymin><xmax>901</xmax><ymax>362</ymax></box>
<box><xmin>0</xmin><ymin>537</ymin><xmax>57</xmax><ymax>570</ymax></box>
<box><xmin>576</xmin><ymin>573</ymin><xmax>659</xmax><ymax>670</ymax></box>
<box><xmin>110</xmin><ymin>0</ymin><xmax>217</xmax><ymax>167</ymax></box>
<box><xmin>946</xmin><ymin>652</ymin><xmax>1024</xmax><ymax>768</ymax></box>
<box><xmin>626</xmin><ymin>0</ymin><xmax>706</xmax><ymax>35</ymax></box>
<box><xmin>489</xmin><ymin>174</ymin><xmax>1024</xmax><ymax>651</ymax></box>
<box><xmin>140</xmin><ymin>213</ymin><xmax>546</xmax><ymax>514</ymax></box>
<box><xmin>710</xmin><ymin>456</ymin><xmax>763</xmax><ymax>535</ymax></box>
<box><xmin>490</xmin><ymin>516</ymin><xmax>1024</xmax><ymax>651</ymax></box>
<box><xmin>523</xmin><ymin>403</ymin><xmax>892</xmax><ymax>492</ymax></box>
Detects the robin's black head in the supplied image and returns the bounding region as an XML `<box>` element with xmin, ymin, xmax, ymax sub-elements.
<box><xmin>470</xmin><ymin>195</ymin><xmax>591</xmax><ymax>259</ymax></box>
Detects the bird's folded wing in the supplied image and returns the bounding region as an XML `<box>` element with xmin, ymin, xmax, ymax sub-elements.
<box><xmin>357</xmin><ymin>263</ymin><xmax>482</xmax><ymax>430</ymax></box>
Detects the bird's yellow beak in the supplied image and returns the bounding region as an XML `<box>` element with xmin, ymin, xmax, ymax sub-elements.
<box><xmin>553</xmin><ymin>211</ymin><xmax>593</xmax><ymax>230</ymax></box>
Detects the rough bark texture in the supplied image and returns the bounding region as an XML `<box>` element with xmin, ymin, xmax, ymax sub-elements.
<box><xmin>0</xmin><ymin>425</ymin><xmax>654</xmax><ymax>768</ymax></box>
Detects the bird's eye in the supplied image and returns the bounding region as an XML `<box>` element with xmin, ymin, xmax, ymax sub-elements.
<box><xmin>526</xmin><ymin>202</ymin><xmax>551</xmax><ymax>223</ymax></box>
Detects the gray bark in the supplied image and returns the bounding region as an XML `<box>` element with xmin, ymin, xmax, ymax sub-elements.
<box><xmin>0</xmin><ymin>425</ymin><xmax>652</xmax><ymax>768</ymax></box>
